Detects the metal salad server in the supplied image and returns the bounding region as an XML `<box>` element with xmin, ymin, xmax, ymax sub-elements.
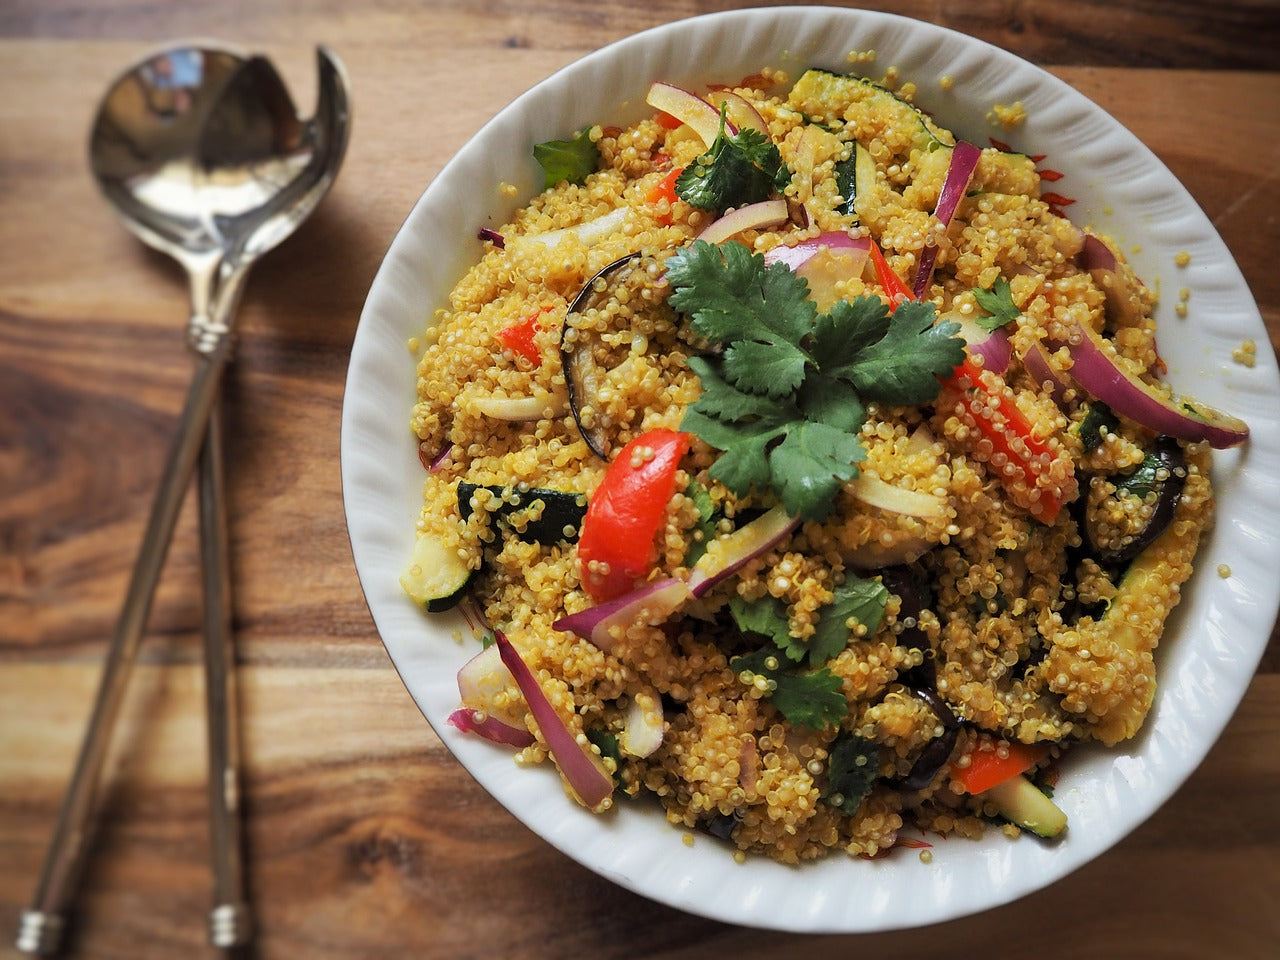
<box><xmin>16</xmin><ymin>43</ymin><xmax>350</xmax><ymax>955</ymax></box>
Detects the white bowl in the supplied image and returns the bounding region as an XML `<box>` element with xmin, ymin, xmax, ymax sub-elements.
<box><xmin>343</xmin><ymin>6</ymin><xmax>1280</xmax><ymax>932</ymax></box>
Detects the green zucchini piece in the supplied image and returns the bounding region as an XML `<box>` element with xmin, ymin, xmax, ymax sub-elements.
<box><xmin>833</xmin><ymin>141</ymin><xmax>876</xmax><ymax>218</ymax></box>
<box><xmin>400</xmin><ymin>531</ymin><xmax>475</xmax><ymax>612</ymax></box>
<box><xmin>789</xmin><ymin>68</ymin><xmax>954</xmax><ymax>155</ymax></box>
<box><xmin>457</xmin><ymin>482</ymin><xmax>587</xmax><ymax>545</ymax></box>
<box><xmin>983</xmin><ymin>773</ymin><xmax>1067</xmax><ymax>838</ymax></box>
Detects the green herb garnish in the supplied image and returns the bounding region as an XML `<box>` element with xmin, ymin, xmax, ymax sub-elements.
<box><xmin>1077</xmin><ymin>402</ymin><xmax>1119</xmax><ymax>453</ymax></box>
<box><xmin>824</xmin><ymin>734</ymin><xmax>881</xmax><ymax>814</ymax></box>
<box><xmin>731</xmin><ymin>648</ymin><xmax>846</xmax><ymax>729</ymax></box>
<box><xmin>533</xmin><ymin>128</ymin><xmax>599</xmax><ymax>189</ymax></box>
<box><xmin>972</xmin><ymin>276</ymin><xmax>1020</xmax><ymax>331</ymax></box>
<box><xmin>675</xmin><ymin>109</ymin><xmax>791</xmax><ymax>215</ymax></box>
<box><xmin>731</xmin><ymin>575</ymin><xmax>888</xmax><ymax>666</ymax></box>
<box><xmin>668</xmin><ymin>240</ymin><xmax>965</xmax><ymax>521</ymax></box>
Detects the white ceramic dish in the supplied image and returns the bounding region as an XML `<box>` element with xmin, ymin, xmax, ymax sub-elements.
<box><xmin>343</xmin><ymin>6</ymin><xmax>1280</xmax><ymax>932</ymax></box>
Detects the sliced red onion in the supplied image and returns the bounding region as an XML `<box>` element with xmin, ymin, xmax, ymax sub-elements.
<box><xmin>645</xmin><ymin>81</ymin><xmax>736</xmax><ymax>148</ymax></box>
<box><xmin>552</xmin><ymin>577</ymin><xmax>691</xmax><ymax>652</ymax></box>
<box><xmin>950</xmin><ymin>313</ymin><xmax>1011</xmax><ymax>376</ymax></box>
<box><xmin>1019</xmin><ymin>340</ymin><xmax>1074</xmax><ymax>406</ymax></box>
<box><xmin>765</xmin><ymin>232</ymin><xmax>871</xmax><ymax>310</ymax></box>
<box><xmin>688</xmin><ymin>504</ymin><xmax>800</xmax><ymax>598</ymax></box>
<box><xmin>696</xmin><ymin>199</ymin><xmax>789</xmax><ymax>245</ymax></box>
<box><xmin>618</xmin><ymin>687</ymin><xmax>665</xmax><ymax>759</ymax></box>
<box><xmin>447</xmin><ymin>707</ymin><xmax>535</xmax><ymax>748</ymax></box>
<box><xmin>708</xmin><ymin>89</ymin><xmax>768</xmax><ymax>133</ymax></box>
<box><xmin>454</xmin><ymin>643</ymin><xmax>535</xmax><ymax>747</ymax></box>
<box><xmin>523</xmin><ymin>206</ymin><xmax>631</xmax><ymax>250</ymax></box>
<box><xmin>1077</xmin><ymin>231</ymin><xmax>1143</xmax><ymax>326</ymax></box>
<box><xmin>850</xmin><ymin>473</ymin><xmax>948</xmax><ymax>518</ymax></box>
<box><xmin>469</xmin><ymin>392</ymin><xmax>568</xmax><ymax>421</ymax></box>
<box><xmin>494</xmin><ymin>629</ymin><xmax>616</xmax><ymax>811</ymax></box>
<box><xmin>1060</xmin><ymin>318</ymin><xmax>1249</xmax><ymax>448</ymax></box>
<box><xmin>912</xmin><ymin>141</ymin><xmax>982</xmax><ymax>300</ymax></box>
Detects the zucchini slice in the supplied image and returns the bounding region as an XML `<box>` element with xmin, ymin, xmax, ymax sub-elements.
<box><xmin>983</xmin><ymin>773</ymin><xmax>1067</xmax><ymax>839</ymax></box>
<box><xmin>789</xmin><ymin>68</ymin><xmax>954</xmax><ymax>156</ymax></box>
<box><xmin>458</xmin><ymin>482</ymin><xmax>587</xmax><ymax>545</ymax></box>
<box><xmin>400</xmin><ymin>531</ymin><xmax>475</xmax><ymax>612</ymax></box>
<box><xmin>834</xmin><ymin>141</ymin><xmax>876</xmax><ymax>218</ymax></box>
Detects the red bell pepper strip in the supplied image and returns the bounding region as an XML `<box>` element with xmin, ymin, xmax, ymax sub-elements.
<box><xmin>939</xmin><ymin>356</ymin><xmax>1072</xmax><ymax>524</ymax></box>
<box><xmin>496</xmin><ymin>308</ymin><xmax>550</xmax><ymax>366</ymax></box>
<box><xmin>578</xmin><ymin>428</ymin><xmax>691</xmax><ymax>600</ymax></box>
<box><xmin>868</xmin><ymin>238</ymin><xmax>914</xmax><ymax>309</ymax></box>
<box><xmin>953</xmin><ymin>738</ymin><xmax>1050</xmax><ymax>795</ymax></box>
<box><xmin>646</xmin><ymin>165</ymin><xmax>684</xmax><ymax>225</ymax></box>
<box><xmin>875</xmin><ymin>252</ymin><xmax>1072</xmax><ymax>524</ymax></box>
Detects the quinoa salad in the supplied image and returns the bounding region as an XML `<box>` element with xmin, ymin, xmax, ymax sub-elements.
<box><xmin>400</xmin><ymin>65</ymin><xmax>1250</xmax><ymax>864</ymax></box>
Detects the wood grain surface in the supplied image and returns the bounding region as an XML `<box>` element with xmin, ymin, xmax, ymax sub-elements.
<box><xmin>2</xmin><ymin>2</ymin><xmax>1278</xmax><ymax>958</ymax></box>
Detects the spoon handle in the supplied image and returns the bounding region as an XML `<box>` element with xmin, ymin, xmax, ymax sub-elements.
<box><xmin>199</xmin><ymin>400</ymin><xmax>252</xmax><ymax>950</ymax></box>
<box><xmin>17</xmin><ymin>294</ymin><xmax>238</xmax><ymax>957</ymax></box>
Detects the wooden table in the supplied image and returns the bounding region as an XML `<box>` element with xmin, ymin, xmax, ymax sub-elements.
<box><xmin>3</xmin><ymin>2</ymin><xmax>1278</xmax><ymax>957</ymax></box>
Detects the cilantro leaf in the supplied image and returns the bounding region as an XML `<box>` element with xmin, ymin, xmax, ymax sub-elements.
<box><xmin>842</xmin><ymin>301</ymin><xmax>966</xmax><ymax>404</ymax></box>
<box><xmin>972</xmin><ymin>277</ymin><xmax>1021</xmax><ymax>331</ymax></box>
<box><xmin>809</xmin><ymin>575</ymin><xmax>889</xmax><ymax>665</ymax></box>
<box><xmin>811</xmin><ymin>297</ymin><xmax>892</xmax><ymax>371</ymax></box>
<box><xmin>824</xmin><ymin>734</ymin><xmax>881</xmax><ymax>814</ymax></box>
<box><xmin>729</xmin><ymin>595</ymin><xmax>796</xmax><ymax>654</ymax></box>
<box><xmin>732</xmin><ymin>648</ymin><xmax>846</xmax><ymax>729</ymax></box>
<box><xmin>683</xmin><ymin>481</ymin><xmax>718</xmax><ymax>567</ymax></box>
<box><xmin>675</xmin><ymin>114</ymin><xmax>791</xmax><ymax>215</ymax></box>
<box><xmin>1077</xmin><ymin>401</ymin><xmax>1118</xmax><ymax>453</ymax></box>
<box><xmin>769</xmin><ymin>421</ymin><xmax>865</xmax><ymax>519</ymax></box>
<box><xmin>670</xmin><ymin>240</ymin><xmax>964</xmax><ymax>520</ymax></box>
<box><xmin>533</xmin><ymin>129</ymin><xmax>599</xmax><ymax>189</ymax></box>
<box><xmin>668</xmin><ymin>242</ymin><xmax>816</xmax><ymax>366</ymax></box>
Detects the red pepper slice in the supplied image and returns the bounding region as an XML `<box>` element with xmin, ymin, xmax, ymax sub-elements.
<box><xmin>655</xmin><ymin>111</ymin><xmax>684</xmax><ymax>130</ymax></box>
<box><xmin>940</xmin><ymin>357</ymin><xmax>1072</xmax><ymax>524</ymax></box>
<box><xmin>577</xmin><ymin>428</ymin><xmax>691</xmax><ymax>600</ymax></box>
<box><xmin>868</xmin><ymin>238</ymin><xmax>914</xmax><ymax>310</ymax></box>
<box><xmin>953</xmin><ymin>738</ymin><xmax>1049</xmax><ymax>795</ymax></box>
<box><xmin>645</xmin><ymin>165</ymin><xmax>684</xmax><ymax>225</ymax></box>
<box><xmin>496</xmin><ymin>308</ymin><xmax>550</xmax><ymax>366</ymax></box>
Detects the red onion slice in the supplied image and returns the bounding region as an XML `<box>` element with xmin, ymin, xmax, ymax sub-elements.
<box><xmin>765</xmin><ymin>232</ymin><xmax>871</xmax><ymax>310</ymax></box>
<box><xmin>707</xmin><ymin>89</ymin><xmax>768</xmax><ymax>133</ymax></box>
<box><xmin>645</xmin><ymin>81</ymin><xmax>736</xmax><ymax>148</ymax></box>
<box><xmin>1078</xmin><ymin>231</ymin><xmax>1144</xmax><ymax>326</ymax></box>
<box><xmin>1019</xmin><ymin>340</ymin><xmax>1075</xmax><ymax>406</ymax></box>
<box><xmin>912</xmin><ymin>141</ymin><xmax>982</xmax><ymax>300</ymax></box>
<box><xmin>619</xmin><ymin>687</ymin><xmax>665</xmax><ymax>759</ymax></box>
<box><xmin>494</xmin><ymin>629</ymin><xmax>616</xmax><ymax>811</ymax></box>
<box><xmin>850</xmin><ymin>473</ymin><xmax>948</xmax><ymax>518</ymax></box>
<box><xmin>1061</xmin><ymin>318</ymin><xmax>1249</xmax><ymax>448</ymax></box>
<box><xmin>552</xmin><ymin>577</ymin><xmax>691</xmax><ymax>651</ymax></box>
<box><xmin>697</xmin><ymin>199</ymin><xmax>789</xmax><ymax>245</ymax></box>
<box><xmin>448</xmin><ymin>708</ymin><xmax>535</xmax><ymax>748</ymax></box>
<box><xmin>950</xmin><ymin>314</ymin><xmax>1011</xmax><ymax>376</ymax></box>
<box><xmin>453</xmin><ymin>643</ymin><xmax>536</xmax><ymax>747</ymax></box>
<box><xmin>688</xmin><ymin>504</ymin><xmax>800</xmax><ymax>598</ymax></box>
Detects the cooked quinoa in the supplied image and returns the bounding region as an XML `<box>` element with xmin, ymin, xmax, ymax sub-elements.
<box><xmin>402</xmin><ymin>65</ymin><xmax>1239</xmax><ymax>864</ymax></box>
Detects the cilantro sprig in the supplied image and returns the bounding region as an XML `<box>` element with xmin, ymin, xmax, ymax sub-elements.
<box><xmin>730</xmin><ymin>576</ymin><xmax>888</xmax><ymax>667</ymax></box>
<box><xmin>675</xmin><ymin>110</ymin><xmax>791</xmax><ymax>215</ymax></box>
<box><xmin>533</xmin><ymin>128</ymin><xmax>600</xmax><ymax>189</ymax></box>
<box><xmin>669</xmin><ymin>240</ymin><xmax>966</xmax><ymax>520</ymax></box>
<box><xmin>972</xmin><ymin>276</ymin><xmax>1020</xmax><ymax>331</ymax></box>
<box><xmin>730</xmin><ymin>647</ymin><xmax>846</xmax><ymax>729</ymax></box>
<box><xmin>824</xmin><ymin>734</ymin><xmax>881</xmax><ymax>814</ymax></box>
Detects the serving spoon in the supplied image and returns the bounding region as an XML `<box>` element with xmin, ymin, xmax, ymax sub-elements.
<box><xmin>16</xmin><ymin>43</ymin><xmax>350</xmax><ymax>955</ymax></box>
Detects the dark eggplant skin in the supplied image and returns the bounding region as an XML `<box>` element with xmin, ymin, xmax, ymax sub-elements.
<box><xmin>1084</xmin><ymin>435</ymin><xmax>1187</xmax><ymax>566</ymax></box>
<box><xmin>559</xmin><ymin>254</ymin><xmax>642</xmax><ymax>460</ymax></box>
<box><xmin>896</xmin><ymin>687</ymin><xmax>960</xmax><ymax>792</ymax></box>
<box><xmin>457</xmin><ymin>482</ymin><xmax>587</xmax><ymax>545</ymax></box>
